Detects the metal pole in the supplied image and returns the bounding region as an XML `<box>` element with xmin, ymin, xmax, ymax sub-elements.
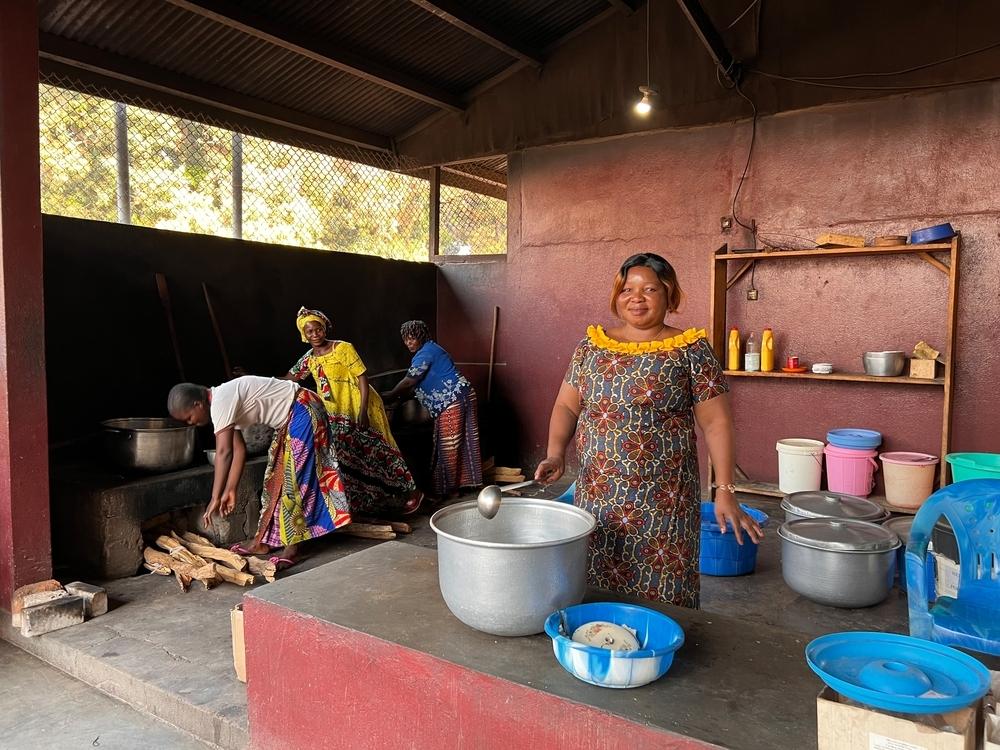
<box><xmin>428</xmin><ymin>165</ymin><xmax>440</xmax><ymax>258</ymax></box>
<box><xmin>114</xmin><ymin>101</ymin><xmax>131</xmax><ymax>224</ymax></box>
<box><xmin>231</xmin><ymin>131</ymin><xmax>243</xmax><ymax>239</ymax></box>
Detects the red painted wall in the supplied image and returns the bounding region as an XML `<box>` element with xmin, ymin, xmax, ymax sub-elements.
<box><xmin>0</xmin><ymin>0</ymin><xmax>51</xmax><ymax>603</ymax></box>
<box><xmin>244</xmin><ymin>598</ymin><xmax>714</xmax><ymax>750</ymax></box>
<box><xmin>437</xmin><ymin>81</ymin><xmax>1000</xmax><ymax>486</ymax></box>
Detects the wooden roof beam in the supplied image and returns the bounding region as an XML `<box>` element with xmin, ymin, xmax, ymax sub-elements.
<box><xmin>163</xmin><ymin>0</ymin><xmax>464</xmax><ymax>112</ymax></box>
<box><xmin>408</xmin><ymin>0</ymin><xmax>543</xmax><ymax>68</ymax></box>
<box><xmin>39</xmin><ymin>33</ymin><xmax>392</xmax><ymax>152</ymax></box>
<box><xmin>675</xmin><ymin>0</ymin><xmax>741</xmax><ymax>84</ymax></box>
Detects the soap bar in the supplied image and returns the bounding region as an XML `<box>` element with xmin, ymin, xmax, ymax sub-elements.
<box><xmin>572</xmin><ymin>621</ymin><xmax>640</xmax><ymax>651</ymax></box>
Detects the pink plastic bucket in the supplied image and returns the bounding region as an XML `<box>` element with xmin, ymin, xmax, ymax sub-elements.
<box><xmin>880</xmin><ymin>452</ymin><xmax>939</xmax><ymax>509</ymax></box>
<box><xmin>824</xmin><ymin>444</ymin><xmax>879</xmax><ymax>497</ymax></box>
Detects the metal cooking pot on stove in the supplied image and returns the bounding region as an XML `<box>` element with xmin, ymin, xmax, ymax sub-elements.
<box><xmin>779</xmin><ymin>518</ymin><xmax>900</xmax><ymax>608</ymax></box>
<box><xmin>101</xmin><ymin>418</ymin><xmax>196</xmax><ymax>472</ymax></box>
<box><xmin>430</xmin><ymin>498</ymin><xmax>596</xmax><ymax>636</ymax></box>
<box><xmin>781</xmin><ymin>490</ymin><xmax>890</xmax><ymax>524</ymax></box>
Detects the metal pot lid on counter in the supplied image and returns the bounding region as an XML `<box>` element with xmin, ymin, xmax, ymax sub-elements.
<box><xmin>882</xmin><ymin>515</ymin><xmax>915</xmax><ymax>543</ymax></box>
<box><xmin>780</xmin><ymin>491</ymin><xmax>886</xmax><ymax>521</ymax></box>
<box><xmin>778</xmin><ymin>518</ymin><xmax>900</xmax><ymax>552</ymax></box>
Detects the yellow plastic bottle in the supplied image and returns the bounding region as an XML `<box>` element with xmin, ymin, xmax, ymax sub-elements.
<box><xmin>727</xmin><ymin>327</ymin><xmax>741</xmax><ymax>371</ymax></box>
<box><xmin>761</xmin><ymin>328</ymin><xmax>775</xmax><ymax>372</ymax></box>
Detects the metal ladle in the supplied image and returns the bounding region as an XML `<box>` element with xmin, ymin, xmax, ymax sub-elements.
<box><xmin>476</xmin><ymin>480</ymin><xmax>537</xmax><ymax>519</ymax></box>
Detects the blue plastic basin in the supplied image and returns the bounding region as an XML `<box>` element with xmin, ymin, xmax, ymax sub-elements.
<box><xmin>699</xmin><ymin>502</ymin><xmax>768</xmax><ymax>576</ymax></box>
<box><xmin>544</xmin><ymin>602</ymin><xmax>684</xmax><ymax>688</ymax></box>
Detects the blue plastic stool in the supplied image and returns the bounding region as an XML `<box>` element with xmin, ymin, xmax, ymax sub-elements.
<box><xmin>699</xmin><ymin>502</ymin><xmax>768</xmax><ymax>576</ymax></box>
<box><xmin>906</xmin><ymin>478</ymin><xmax>1000</xmax><ymax>656</ymax></box>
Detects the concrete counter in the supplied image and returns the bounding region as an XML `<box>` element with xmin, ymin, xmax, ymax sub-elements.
<box><xmin>245</xmin><ymin>542</ymin><xmax>819</xmax><ymax>750</ymax></box>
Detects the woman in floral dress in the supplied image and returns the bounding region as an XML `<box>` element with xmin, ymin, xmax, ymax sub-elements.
<box><xmin>535</xmin><ymin>253</ymin><xmax>762</xmax><ymax>607</ymax></box>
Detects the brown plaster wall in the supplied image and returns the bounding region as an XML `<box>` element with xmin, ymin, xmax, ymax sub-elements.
<box><xmin>400</xmin><ymin>0</ymin><xmax>1000</xmax><ymax>167</ymax></box>
<box><xmin>435</xmin><ymin>79</ymin><xmax>1000</xmax><ymax>487</ymax></box>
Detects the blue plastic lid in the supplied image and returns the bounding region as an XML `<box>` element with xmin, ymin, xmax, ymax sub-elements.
<box><xmin>826</xmin><ymin>428</ymin><xmax>883</xmax><ymax>449</ymax></box>
<box><xmin>806</xmin><ymin>631</ymin><xmax>990</xmax><ymax>714</ymax></box>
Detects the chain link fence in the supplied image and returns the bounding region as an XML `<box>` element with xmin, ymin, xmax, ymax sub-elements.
<box><xmin>38</xmin><ymin>76</ymin><xmax>505</xmax><ymax>261</ymax></box>
<box><xmin>440</xmin><ymin>184</ymin><xmax>507</xmax><ymax>255</ymax></box>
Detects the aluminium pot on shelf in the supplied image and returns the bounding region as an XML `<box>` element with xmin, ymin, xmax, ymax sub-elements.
<box><xmin>780</xmin><ymin>490</ymin><xmax>890</xmax><ymax>524</ymax></box>
<box><xmin>779</xmin><ymin>518</ymin><xmax>900</xmax><ymax>608</ymax></box>
<box><xmin>101</xmin><ymin>418</ymin><xmax>196</xmax><ymax>472</ymax></box>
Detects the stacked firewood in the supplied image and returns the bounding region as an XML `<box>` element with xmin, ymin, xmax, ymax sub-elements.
<box><xmin>141</xmin><ymin>519</ymin><xmax>413</xmax><ymax>592</ymax></box>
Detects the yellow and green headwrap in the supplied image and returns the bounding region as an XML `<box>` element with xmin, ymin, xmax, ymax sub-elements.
<box><xmin>296</xmin><ymin>306</ymin><xmax>332</xmax><ymax>343</ymax></box>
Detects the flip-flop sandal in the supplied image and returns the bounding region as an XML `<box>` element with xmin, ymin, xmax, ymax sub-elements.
<box><xmin>229</xmin><ymin>543</ymin><xmax>256</xmax><ymax>556</ymax></box>
<box><xmin>400</xmin><ymin>492</ymin><xmax>425</xmax><ymax>516</ymax></box>
<box><xmin>268</xmin><ymin>556</ymin><xmax>296</xmax><ymax>571</ymax></box>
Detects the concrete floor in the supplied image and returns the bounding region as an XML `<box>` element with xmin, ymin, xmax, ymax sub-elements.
<box><xmin>0</xmin><ymin>491</ymin><xmax>914</xmax><ymax>750</ymax></box>
<box><xmin>0</xmin><ymin>640</ymin><xmax>211</xmax><ymax>749</ymax></box>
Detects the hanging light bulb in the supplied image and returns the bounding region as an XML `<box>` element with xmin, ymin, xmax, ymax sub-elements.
<box><xmin>635</xmin><ymin>85</ymin><xmax>657</xmax><ymax>116</ymax></box>
<box><xmin>633</xmin><ymin>0</ymin><xmax>656</xmax><ymax>117</ymax></box>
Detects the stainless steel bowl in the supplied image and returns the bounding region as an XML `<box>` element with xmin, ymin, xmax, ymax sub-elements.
<box><xmin>101</xmin><ymin>418</ymin><xmax>196</xmax><ymax>472</ymax></box>
<box><xmin>862</xmin><ymin>351</ymin><xmax>906</xmax><ymax>376</ymax></box>
<box><xmin>205</xmin><ymin>449</ymin><xmax>216</xmax><ymax>466</ymax></box>
<box><xmin>430</xmin><ymin>498</ymin><xmax>596</xmax><ymax>636</ymax></box>
<box><xmin>779</xmin><ymin>518</ymin><xmax>900</xmax><ymax>608</ymax></box>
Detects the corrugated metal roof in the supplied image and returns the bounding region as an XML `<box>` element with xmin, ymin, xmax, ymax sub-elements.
<box><xmin>38</xmin><ymin>0</ymin><xmax>616</xmax><ymax>156</ymax></box>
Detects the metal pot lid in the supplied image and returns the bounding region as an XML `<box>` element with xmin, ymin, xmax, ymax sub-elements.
<box><xmin>882</xmin><ymin>515</ymin><xmax>916</xmax><ymax>543</ymax></box>
<box><xmin>780</xmin><ymin>491</ymin><xmax>885</xmax><ymax>521</ymax></box>
<box><xmin>779</xmin><ymin>518</ymin><xmax>900</xmax><ymax>552</ymax></box>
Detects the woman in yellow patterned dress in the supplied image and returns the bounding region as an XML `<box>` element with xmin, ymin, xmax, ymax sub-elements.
<box><xmin>287</xmin><ymin>307</ymin><xmax>421</xmax><ymax>514</ymax></box>
<box><xmin>534</xmin><ymin>254</ymin><xmax>762</xmax><ymax>607</ymax></box>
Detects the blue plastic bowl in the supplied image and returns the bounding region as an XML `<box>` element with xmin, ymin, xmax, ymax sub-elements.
<box><xmin>827</xmin><ymin>428</ymin><xmax>883</xmax><ymax>450</ymax></box>
<box><xmin>544</xmin><ymin>602</ymin><xmax>684</xmax><ymax>688</ymax></box>
<box><xmin>909</xmin><ymin>223</ymin><xmax>955</xmax><ymax>245</ymax></box>
<box><xmin>699</xmin><ymin>502</ymin><xmax>768</xmax><ymax>576</ymax></box>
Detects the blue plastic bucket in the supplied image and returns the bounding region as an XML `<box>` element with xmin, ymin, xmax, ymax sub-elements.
<box><xmin>945</xmin><ymin>453</ymin><xmax>1000</xmax><ymax>483</ymax></box>
<box><xmin>699</xmin><ymin>502</ymin><xmax>768</xmax><ymax>576</ymax></box>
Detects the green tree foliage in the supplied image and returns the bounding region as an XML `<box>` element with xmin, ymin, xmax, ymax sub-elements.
<box><xmin>38</xmin><ymin>85</ymin><xmax>506</xmax><ymax>261</ymax></box>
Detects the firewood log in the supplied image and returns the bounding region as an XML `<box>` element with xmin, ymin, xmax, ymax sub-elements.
<box><xmin>170</xmin><ymin>532</ymin><xmax>247</xmax><ymax>572</ymax></box>
<box><xmin>180</xmin><ymin>531</ymin><xmax>214</xmax><ymax>547</ymax></box>
<box><xmin>245</xmin><ymin>556</ymin><xmax>277</xmax><ymax>583</ymax></box>
<box><xmin>215</xmin><ymin>566</ymin><xmax>254</xmax><ymax>587</ymax></box>
<box><xmin>143</xmin><ymin>548</ymin><xmax>220</xmax><ymax>587</ymax></box>
<box><xmin>356</xmin><ymin>517</ymin><xmax>412</xmax><ymax>534</ymax></box>
<box><xmin>154</xmin><ymin>536</ymin><xmax>209</xmax><ymax>568</ymax></box>
<box><xmin>341</xmin><ymin>523</ymin><xmax>396</xmax><ymax>540</ymax></box>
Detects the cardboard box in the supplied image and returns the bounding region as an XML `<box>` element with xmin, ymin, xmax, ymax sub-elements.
<box><xmin>934</xmin><ymin>553</ymin><xmax>960</xmax><ymax>599</ymax></box>
<box><xmin>231</xmin><ymin>603</ymin><xmax>246</xmax><ymax>683</ymax></box>
<box><xmin>909</xmin><ymin>358</ymin><xmax>944</xmax><ymax>380</ymax></box>
<box><xmin>983</xmin><ymin>671</ymin><xmax>1000</xmax><ymax>750</ymax></box>
<box><xmin>817</xmin><ymin>686</ymin><xmax>977</xmax><ymax>750</ymax></box>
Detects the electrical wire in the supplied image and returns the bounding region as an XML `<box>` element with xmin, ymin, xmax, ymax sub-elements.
<box><xmin>646</xmin><ymin>0</ymin><xmax>651</xmax><ymax>89</ymax></box>
<box><xmin>727</xmin><ymin>0</ymin><xmax>760</xmax><ymax>29</ymax></box>
<box><xmin>730</xmin><ymin>81</ymin><xmax>758</xmax><ymax>243</ymax></box>
<box><xmin>757</xmin><ymin>39</ymin><xmax>1000</xmax><ymax>81</ymax></box>
<box><xmin>753</xmin><ymin>69</ymin><xmax>1000</xmax><ymax>91</ymax></box>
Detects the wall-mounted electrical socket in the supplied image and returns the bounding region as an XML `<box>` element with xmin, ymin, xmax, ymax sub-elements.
<box><xmin>747</xmin><ymin>288</ymin><xmax>759</xmax><ymax>301</ymax></box>
<box><xmin>720</xmin><ymin>216</ymin><xmax>733</xmax><ymax>232</ymax></box>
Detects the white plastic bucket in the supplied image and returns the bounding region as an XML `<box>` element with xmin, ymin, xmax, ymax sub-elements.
<box><xmin>880</xmin><ymin>452</ymin><xmax>939</xmax><ymax>509</ymax></box>
<box><xmin>776</xmin><ymin>439</ymin><xmax>825</xmax><ymax>493</ymax></box>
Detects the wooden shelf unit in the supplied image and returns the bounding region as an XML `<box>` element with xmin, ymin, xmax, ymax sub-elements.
<box><xmin>709</xmin><ymin>235</ymin><xmax>961</xmax><ymax>496</ymax></box>
<box><xmin>720</xmin><ymin>480</ymin><xmax>919</xmax><ymax>516</ymax></box>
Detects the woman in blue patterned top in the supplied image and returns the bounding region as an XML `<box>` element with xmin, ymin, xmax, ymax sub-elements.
<box><xmin>383</xmin><ymin>320</ymin><xmax>483</xmax><ymax>498</ymax></box>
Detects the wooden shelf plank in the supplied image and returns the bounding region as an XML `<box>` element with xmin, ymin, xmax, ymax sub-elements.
<box><xmin>724</xmin><ymin>370</ymin><xmax>944</xmax><ymax>386</ymax></box>
<box><xmin>716</xmin><ymin>243</ymin><xmax>952</xmax><ymax>261</ymax></box>
<box><xmin>726</xmin><ymin>480</ymin><xmax>920</xmax><ymax>516</ymax></box>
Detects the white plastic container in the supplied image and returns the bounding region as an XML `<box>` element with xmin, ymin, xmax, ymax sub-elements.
<box><xmin>776</xmin><ymin>438</ymin><xmax>825</xmax><ymax>493</ymax></box>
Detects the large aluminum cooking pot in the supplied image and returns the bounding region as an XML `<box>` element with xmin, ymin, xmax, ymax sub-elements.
<box><xmin>430</xmin><ymin>498</ymin><xmax>596</xmax><ymax>636</ymax></box>
<box><xmin>102</xmin><ymin>418</ymin><xmax>196</xmax><ymax>472</ymax></box>
<box><xmin>781</xmin><ymin>490</ymin><xmax>890</xmax><ymax>524</ymax></box>
<box><xmin>779</xmin><ymin>518</ymin><xmax>900</xmax><ymax>608</ymax></box>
